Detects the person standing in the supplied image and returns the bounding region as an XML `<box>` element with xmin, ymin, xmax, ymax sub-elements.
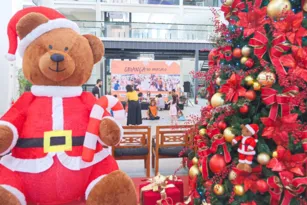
<box><xmin>92</xmin><ymin>79</ymin><xmax>102</xmax><ymax>99</ymax></box>
<box><xmin>169</xmin><ymin>95</ymin><xmax>178</xmax><ymax>125</ymax></box>
<box><xmin>126</xmin><ymin>85</ymin><xmax>142</xmax><ymax>125</ymax></box>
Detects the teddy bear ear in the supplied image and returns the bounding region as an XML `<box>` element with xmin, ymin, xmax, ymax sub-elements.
<box><xmin>16</xmin><ymin>13</ymin><xmax>49</xmax><ymax>40</ymax></box>
<box><xmin>83</xmin><ymin>34</ymin><xmax>105</xmax><ymax>64</ymax></box>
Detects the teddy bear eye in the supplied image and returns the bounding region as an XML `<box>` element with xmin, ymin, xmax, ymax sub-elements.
<box><xmin>64</xmin><ymin>47</ymin><xmax>68</xmax><ymax>51</ymax></box>
<box><xmin>49</xmin><ymin>45</ymin><xmax>53</xmax><ymax>49</ymax></box>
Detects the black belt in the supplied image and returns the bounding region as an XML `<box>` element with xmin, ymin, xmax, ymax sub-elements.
<box><xmin>16</xmin><ymin>136</ymin><xmax>85</xmax><ymax>148</ymax></box>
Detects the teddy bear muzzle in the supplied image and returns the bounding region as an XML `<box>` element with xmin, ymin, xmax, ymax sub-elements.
<box><xmin>39</xmin><ymin>50</ymin><xmax>76</xmax><ymax>82</ymax></box>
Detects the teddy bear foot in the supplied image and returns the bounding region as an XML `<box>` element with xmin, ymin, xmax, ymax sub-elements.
<box><xmin>0</xmin><ymin>186</ymin><xmax>21</xmax><ymax>205</ymax></box>
<box><xmin>86</xmin><ymin>170</ymin><xmax>137</xmax><ymax>205</ymax></box>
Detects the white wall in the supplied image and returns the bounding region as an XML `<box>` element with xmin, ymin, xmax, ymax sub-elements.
<box><xmin>0</xmin><ymin>1</ymin><xmax>14</xmax><ymax>115</ymax></box>
<box><xmin>179</xmin><ymin>59</ymin><xmax>195</xmax><ymax>85</ymax></box>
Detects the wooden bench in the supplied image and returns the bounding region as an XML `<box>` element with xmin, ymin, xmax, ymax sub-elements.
<box><xmin>152</xmin><ymin>125</ymin><xmax>194</xmax><ymax>175</ymax></box>
<box><xmin>112</xmin><ymin>126</ymin><xmax>151</xmax><ymax>177</ymax></box>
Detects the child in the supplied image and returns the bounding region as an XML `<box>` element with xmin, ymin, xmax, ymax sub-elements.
<box><xmin>156</xmin><ymin>94</ymin><xmax>165</xmax><ymax>111</ymax></box>
<box><xmin>169</xmin><ymin>95</ymin><xmax>178</xmax><ymax>125</ymax></box>
<box><xmin>145</xmin><ymin>100</ymin><xmax>160</xmax><ymax>120</ymax></box>
<box><xmin>178</xmin><ymin>110</ymin><xmax>186</xmax><ymax>121</ymax></box>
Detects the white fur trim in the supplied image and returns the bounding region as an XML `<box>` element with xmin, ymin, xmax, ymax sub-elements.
<box><xmin>0</xmin><ymin>121</ymin><xmax>19</xmax><ymax>156</ymax></box>
<box><xmin>0</xmin><ymin>153</ymin><xmax>54</xmax><ymax>173</ymax></box>
<box><xmin>52</xmin><ymin>97</ymin><xmax>64</xmax><ymax>130</ymax></box>
<box><xmin>238</xmin><ymin>159</ymin><xmax>245</xmax><ymax>163</ymax></box>
<box><xmin>0</xmin><ymin>149</ymin><xmax>109</xmax><ymax>173</ymax></box>
<box><xmin>245</xmin><ymin>124</ymin><xmax>255</xmax><ymax>135</ymax></box>
<box><xmin>238</xmin><ymin>149</ymin><xmax>255</xmax><ymax>155</ymax></box>
<box><xmin>19</xmin><ymin>18</ymin><xmax>80</xmax><ymax>57</ymax></box>
<box><xmin>100</xmin><ymin>116</ymin><xmax>124</xmax><ymax>145</ymax></box>
<box><xmin>85</xmin><ymin>175</ymin><xmax>106</xmax><ymax>200</ymax></box>
<box><xmin>5</xmin><ymin>53</ymin><xmax>16</xmax><ymax>61</ymax></box>
<box><xmin>58</xmin><ymin>149</ymin><xmax>109</xmax><ymax>170</ymax></box>
<box><xmin>247</xmin><ymin>145</ymin><xmax>254</xmax><ymax>151</ymax></box>
<box><xmin>0</xmin><ymin>185</ymin><xmax>26</xmax><ymax>205</ymax></box>
<box><xmin>90</xmin><ymin>104</ymin><xmax>104</xmax><ymax>120</ymax></box>
<box><xmin>31</xmin><ymin>86</ymin><xmax>82</xmax><ymax>97</ymax></box>
<box><xmin>232</xmin><ymin>139</ymin><xmax>237</xmax><ymax>144</ymax></box>
<box><xmin>245</xmin><ymin>160</ymin><xmax>252</xmax><ymax>165</ymax></box>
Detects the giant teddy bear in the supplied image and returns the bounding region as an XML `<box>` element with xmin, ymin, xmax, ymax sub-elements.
<box><xmin>0</xmin><ymin>6</ymin><xmax>137</xmax><ymax>205</ymax></box>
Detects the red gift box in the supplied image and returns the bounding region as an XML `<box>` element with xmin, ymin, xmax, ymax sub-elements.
<box><xmin>166</xmin><ymin>178</ymin><xmax>184</xmax><ymax>202</ymax></box>
<box><xmin>139</xmin><ymin>182</ymin><xmax>181</xmax><ymax>205</ymax></box>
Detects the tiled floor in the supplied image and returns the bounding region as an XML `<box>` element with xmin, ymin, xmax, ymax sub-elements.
<box><xmin>117</xmin><ymin>98</ymin><xmax>207</xmax><ymax>178</ymax></box>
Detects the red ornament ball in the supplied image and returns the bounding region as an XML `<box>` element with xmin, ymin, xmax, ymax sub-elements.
<box><xmin>239</xmin><ymin>105</ymin><xmax>249</xmax><ymax>114</ymax></box>
<box><xmin>209</xmin><ymin>154</ymin><xmax>226</xmax><ymax>174</ymax></box>
<box><xmin>204</xmin><ymin>180</ymin><xmax>213</xmax><ymax>189</ymax></box>
<box><xmin>245</xmin><ymin>58</ymin><xmax>254</xmax><ymax>68</ymax></box>
<box><xmin>245</xmin><ymin>90</ymin><xmax>256</xmax><ymax>101</ymax></box>
<box><xmin>233</xmin><ymin>48</ymin><xmax>242</xmax><ymax>58</ymax></box>
<box><xmin>218</xmin><ymin>121</ymin><xmax>227</xmax><ymax>130</ymax></box>
<box><xmin>256</xmin><ymin>179</ymin><xmax>269</xmax><ymax>194</ymax></box>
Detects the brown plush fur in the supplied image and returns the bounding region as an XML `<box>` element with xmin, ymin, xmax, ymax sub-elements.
<box><xmin>0</xmin><ymin>125</ymin><xmax>13</xmax><ymax>154</ymax></box>
<box><xmin>0</xmin><ymin>187</ymin><xmax>21</xmax><ymax>205</ymax></box>
<box><xmin>17</xmin><ymin>13</ymin><xmax>104</xmax><ymax>86</ymax></box>
<box><xmin>87</xmin><ymin>170</ymin><xmax>138</xmax><ymax>205</ymax></box>
<box><xmin>99</xmin><ymin>118</ymin><xmax>121</xmax><ymax>146</ymax></box>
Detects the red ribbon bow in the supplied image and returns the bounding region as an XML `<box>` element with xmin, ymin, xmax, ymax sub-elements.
<box><xmin>261</xmin><ymin>86</ymin><xmax>299</xmax><ymax>121</ymax></box>
<box><xmin>267</xmin><ymin>171</ymin><xmax>307</xmax><ymax>205</ymax></box>
<box><xmin>198</xmin><ymin>146</ymin><xmax>211</xmax><ymax>180</ymax></box>
<box><xmin>209</xmin><ymin>134</ymin><xmax>231</xmax><ymax>163</ymax></box>
<box><xmin>221</xmin><ymin>0</ymin><xmax>245</xmax><ymax>23</ymax></box>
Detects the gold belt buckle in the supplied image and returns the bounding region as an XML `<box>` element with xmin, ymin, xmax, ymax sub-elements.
<box><xmin>44</xmin><ymin>130</ymin><xmax>73</xmax><ymax>153</ymax></box>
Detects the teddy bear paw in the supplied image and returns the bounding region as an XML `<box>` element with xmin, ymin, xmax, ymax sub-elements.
<box><xmin>99</xmin><ymin>118</ymin><xmax>121</xmax><ymax>146</ymax></box>
<box><xmin>86</xmin><ymin>170</ymin><xmax>137</xmax><ymax>205</ymax></box>
<box><xmin>0</xmin><ymin>186</ymin><xmax>22</xmax><ymax>205</ymax></box>
<box><xmin>0</xmin><ymin>125</ymin><xmax>14</xmax><ymax>154</ymax></box>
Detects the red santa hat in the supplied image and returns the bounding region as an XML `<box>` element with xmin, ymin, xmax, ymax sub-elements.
<box><xmin>245</xmin><ymin>124</ymin><xmax>259</xmax><ymax>135</ymax></box>
<box><xmin>6</xmin><ymin>6</ymin><xmax>79</xmax><ymax>61</ymax></box>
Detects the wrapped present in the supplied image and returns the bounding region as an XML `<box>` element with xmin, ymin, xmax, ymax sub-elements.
<box><xmin>166</xmin><ymin>175</ymin><xmax>184</xmax><ymax>202</ymax></box>
<box><xmin>140</xmin><ymin>174</ymin><xmax>182</xmax><ymax>205</ymax></box>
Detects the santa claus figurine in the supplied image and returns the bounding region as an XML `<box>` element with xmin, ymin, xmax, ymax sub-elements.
<box><xmin>232</xmin><ymin>124</ymin><xmax>259</xmax><ymax>173</ymax></box>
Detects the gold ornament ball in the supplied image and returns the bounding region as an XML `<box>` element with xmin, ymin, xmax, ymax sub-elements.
<box><xmin>228</xmin><ymin>170</ymin><xmax>237</xmax><ymax>181</ymax></box>
<box><xmin>245</xmin><ymin>76</ymin><xmax>254</xmax><ymax>86</ymax></box>
<box><xmin>211</xmin><ymin>93</ymin><xmax>225</xmax><ymax>108</ymax></box>
<box><xmin>267</xmin><ymin>0</ymin><xmax>291</xmax><ymax>19</ymax></box>
<box><xmin>253</xmin><ymin>82</ymin><xmax>261</xmax><ymax>91</ymax></box>
<box><xmin>257</xmin><ymin>153</ymin><xmax>271</xmax><ymax>165</ymax></box>
<box><xmin>234</xmin><ymin>185</ymin><xmax>245</xmax><ymax>196</ymax></box>
<box><xmin>199</xmin><ymin>166</ymin><xmax>203</xmax><ymax>173</ymax></box>
<box><xmin>213</xmin><ymin>184</ymin><xmax>225</xmax><ymax>196</ymax></box>
<box><xmin>242</xmin><ymin>46</ymin><xmax>252</xmax><ymax>57</ymax></box>
<box><xmin>304</xmin><ymin>0</ymin><xmax>307</xmax><ymax>12</ymax></box>
<box><xmin>216</xmin><ymin>77</ymin><xmax>221</xmax><ymax>86</ymax></box>
<box><xmin>257</xmin><ymin>71</ymin><xmax>276</xmax><ymax>87</ymax></box>
<box><xmin>223</xmin><ymin>127</ymin><xmax>235</xmax><ymax>143</ymax></box>
<box><xmin>272</xmin><ymin>151</ymin><xmax>278</xmax><ymax>158</ymax></box>
<box><xmin>189</xmin><ymin>165</ymin><xmax>200</xmax><ymax>179</ymax></box>
<box><xmin>199</xmin><ymin>128</ymin><xmax>207</xmax><ymax>136</ymax></box>
<box><xmin>240</xmin><ymin>57</ymin><xmax>249</xmax><ymax>64</ymax></box>
<box><xmin>192</xmin><ymin>157</ymin><xmax>199</xmax><ymax>166</ymax></box>
<box><xmin>224</xmin><ymin>0</ymin><xmax>234</xmax><ymax>6</ymax></box>
<box><xmin>202</xmin><ymin>203</ymin><xmax>211</xmax><ymax>205</ymax></box>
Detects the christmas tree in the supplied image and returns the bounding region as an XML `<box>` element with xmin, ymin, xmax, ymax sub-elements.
<box><xmin>188</xmin><ymin>0</ymin><xmax>307</xmax><ymax>204</ymax></box>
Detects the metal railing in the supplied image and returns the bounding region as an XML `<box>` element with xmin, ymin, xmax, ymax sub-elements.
<box><xmin>74</xmin><ymin>21</ymin><xmax>215</xmax><ymax>41</ymax></box>
<box><xmin>53</xmin><ymin>0</ymin><xmax>218</xmax><ymax>7</ymax></box>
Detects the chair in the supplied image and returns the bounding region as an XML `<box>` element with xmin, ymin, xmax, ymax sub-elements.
<box><xmin>152</xmin><ymin>125</ymin><xmax>194</xmax><ymax>175</ymax></box>
<box><xmin>112</xmin><ymin>126</ymin><xmax>151</xmax><ymax>177</ymax></box>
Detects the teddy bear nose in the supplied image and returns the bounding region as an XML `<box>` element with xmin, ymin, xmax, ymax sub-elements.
<box><xmin>50</xmin><ymin>53</ymin><xmax>64</xmax><ymax>62</ymax></box>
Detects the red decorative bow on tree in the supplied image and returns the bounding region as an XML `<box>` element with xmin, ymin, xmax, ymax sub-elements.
<box><xmin>267</xmin><ymin>145</ymin><xmax>307</xmax><ymax>176</ymax></box>
<box><xmin>267</xmin><ymin>171</ymin><xmax>307</xmax><ymax>205</ymax></box>
<box><xmin>279</xmin><ymin>46</ymin><xmax>307</xmax><ymax>82</ymax></box>
<box><xmin>221</xmin><ymin>0</ymin><xmax>245</xmax><ymax>23</ymax></box>
<box><xmin>261</xmin><ymin>114</ymin><xmax>299</xmax><ymax>147</ymax></box>
<box><xmin>210</xmin><ymin>134</ymin><xmax>231</xmax><ymax>163</ymax></box>
<box><xmin>260</xmin><ymin>86</ymin><xmax>299</xmax><ymax>121</ymax></box>
<box><xmin>236</xmin><ymin>6</ymin><xmax>268</xmax><ymax>37</ymax></box>
<box><xmin>272</xmin><ymin>11</ymin><xmax>307</xmax><ymax>46</ymax></box>
<box><xmin>220</xmin><ymin>73</ymin><xmax>246</xmax><ymax>102</ymax></box>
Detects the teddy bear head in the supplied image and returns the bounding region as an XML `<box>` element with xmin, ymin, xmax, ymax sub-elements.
<box><xmin>241</xmin><ymin>124</ymin><xmax>253</xmax><ymax>137</ymax></box>
<box><xmin>17</xmin><ymin>12</ymin><xmax>104</xmax><ymax>86</ymax></box>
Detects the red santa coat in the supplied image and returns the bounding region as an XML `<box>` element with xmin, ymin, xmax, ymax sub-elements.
<box><xmin>232</xmin><ymin>135</ymin><xmax>256</xmax><ymax>155</ymax></box>
<box><xmin>0</xmin><ymin>86</ymin><xmax>110</xmax><ymax>173</ymax></box>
